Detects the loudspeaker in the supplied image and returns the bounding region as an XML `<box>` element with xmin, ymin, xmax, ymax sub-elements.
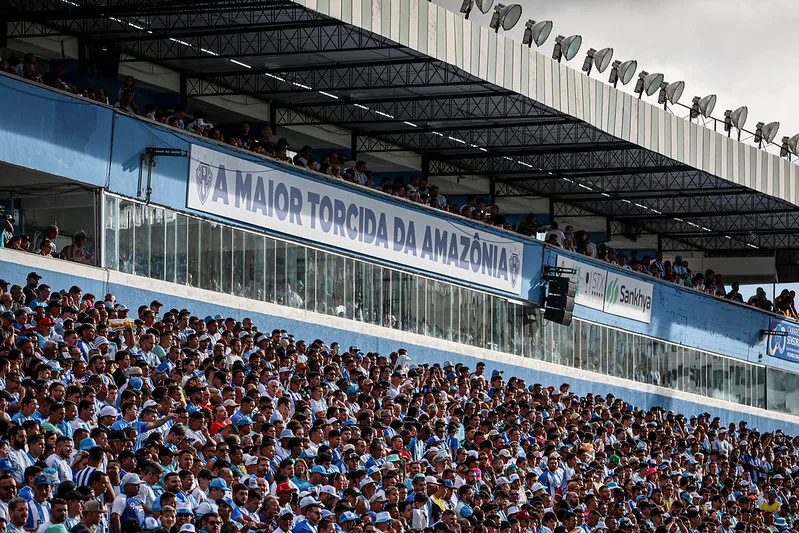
<box><xmin>544</xmin><ymin>308</ymin><xmax>573</xmax><ymax>325</ymax></box>
<box><xmin>543</xmin><ymin>276</ymin><xmax>576</xmax><ymax>325</ymax></box>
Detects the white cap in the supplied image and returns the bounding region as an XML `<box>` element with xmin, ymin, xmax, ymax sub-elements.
<box><xmin>531</xmin><ymin>482</ymin><xmax>545</xmax><ymax>492</ymax></box>
<box><xmin>320</xmin><ymin>485</ymin><xmax>338</xmax><ymax>496</ymax></box>
<box><xmin>180</xmin><ymin>525</ymin><xmax>196</xmax><ymax>533</ymax></box>
<box><xmin>98</xmin><ymin>406</ymin><xmax>119</xmax><ymax>418</ymax></box>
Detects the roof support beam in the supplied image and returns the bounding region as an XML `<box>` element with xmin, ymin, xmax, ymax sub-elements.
<box><xmin>277</xmin><ymin>94</ymin><xmax>559</xmax><ymax>126</ymax></box>
<box><xmin>185</xmin><ymin>59</ymin><xmax>481</xmax><ymax>97</ymax></box>
<box><xmin>104</xmin><ymin>24</ymin><xmax>396</xmax><ymax>61</ymax></box>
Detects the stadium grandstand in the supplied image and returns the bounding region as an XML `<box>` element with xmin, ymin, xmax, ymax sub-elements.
<box><xmin>3</xmin><ymin>2</ymin><xmax>799</xmax><ymax>533</ymax></box>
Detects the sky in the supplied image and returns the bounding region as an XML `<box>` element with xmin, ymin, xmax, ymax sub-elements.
<box><xmin>432</xmin><ymin>0</ymin><xmax>799</xmax><ymax>154</ymax></box>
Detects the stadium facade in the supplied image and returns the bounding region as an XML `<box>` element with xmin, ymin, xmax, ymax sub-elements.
<box><xmin>4</xmin><ymin>0</ymin><xmax>799</xmax><ymax>431</ymax></box>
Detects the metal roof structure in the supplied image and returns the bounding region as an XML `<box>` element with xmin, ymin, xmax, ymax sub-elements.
<box><xmin>7</xmin><ymin>0</ymin><xmax>799</xmax><ymax>252</ymax></box>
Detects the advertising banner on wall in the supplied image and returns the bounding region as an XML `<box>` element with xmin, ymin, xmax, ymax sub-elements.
<box><xmin>556</xmin><ymin>254</ymin><xmax>654</xmax><ymax>323</ymax></box>
<box><xmin>556</xmin><ymin>254</ymin><xmax>606</xmax><ymax>311</ymax></box>
<box><xmin>187</xmin><ymin>144</ymin><xmax>524</xmax><ymax>295</ymax></box>
<box><xmin>603</xmin><ymin>271</ymin><xmax>654</xmax><ymax>323</ymax></box>
<box><xmin>767</xmin><ymin>317</ymin><xmax>799</xmax><ymax>363</ymax></box>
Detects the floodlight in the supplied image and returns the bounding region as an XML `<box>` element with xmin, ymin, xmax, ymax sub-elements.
<box><xmin>608</xmin><ymin>59</ymin><xmax>637</xmax><ymax>87</ymax></box>
<box><xmin>552</xmin><ymin>34</ymin><xmax>582</xmax><ymax>63</ymax></box>
<box><xmin>634</xmin><ymin>71</ymin><xmax>663</xmax><ymax>98</ymax></box>
<box><xmin>489</xmin><ymin>3</ymin><xmax>522</xmax><ymax>32</ymax></box>
<box><xmin>755</xmin><ymin>121</ymin><xmax>780</xmax><ymax>147</ymax></box>
<box><xmin>582</xmin><ymin>47</ymin><xmax>613</xmax><ymax>76</ymax></box>
<box><xmin>782</xmin><ymin>133</ymin><xmax>799</xmax><ymax>157</ymax></box>
<box><xmin>724</xmin><ymin>106</ymin><xmax>748</xmax><ymax>139</ymax></box>
<box><xmin>460</xmin><ymin>0</ymin><xmax>479</xmax><ymax>18</ymax></box>
<box><xmin>522</xmin><ymin>20</ymin><xmax>553</xmax><ymax>47</ymax></box>
<box><xmin>657</xmin><ymin>81</ymin><xmax>685</xmax><ymax>108</ymax></box>
<box><xmin>475</xmin><ymin>0</ymin><xmax>494</xmax><ymax>13</ymax></box>
<box><xmin>690</xmin><ymin>94</ymin><xmax>717</xmax><ymax>119</ymax></box>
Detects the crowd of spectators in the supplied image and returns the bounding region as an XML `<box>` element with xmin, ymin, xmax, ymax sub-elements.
<box><xmin>541</xmin><ymin>223</ymin><xmax>798</xmax><ymax>317</ymax></box>
<box><xmin>1</xmin><ymin>222</ymin><xmax>93</xmax><ymax>267</ymax></box>
<box><xmin>0</xmin><ymin>270</ymin><xmax>793</xmax><ymax>533</ymax></box>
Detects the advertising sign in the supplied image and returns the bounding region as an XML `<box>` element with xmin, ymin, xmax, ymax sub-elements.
<box><xmin>187</xmin><ymin>144</ymin><xmax>524</xmax><ymax>294</ymax></box>
<box><xmin>767</xmin><ymin>317</ymin><xmax>799</xmax><ymax>363</ymax></box>
<box><xmin>556</xmin><ymin>254</ymin><xmax>653</xmax><ymax>323</ymax></box>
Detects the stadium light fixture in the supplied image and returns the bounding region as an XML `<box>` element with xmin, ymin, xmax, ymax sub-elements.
<box><xmin>657</xmin><ymin>81</ymin><xmax>685</xmax><ymax>109</ymax></box>
<box><xmin>634</xmin><ymin>71</ymin><xmax>663</xmax><ymax>98</ymax></box>
<box><xmin>608</xmin><ymin>59</ymin><xmax>637</xmax><ymax>88</ymax></box>
<box><xmin>552</xmin><ymin>34</ymin><xmax>582</xmax><ymax>63</ymax></box>
<box><xmin>781</xmin><ymin>133</ymin><xmax>799</xmax><ymax>158</ymax></box>
<box><xmin>475</xmin><ymin>0</ymin><xmax>494</xmax><ymax>13</ymax></box>
<box><xmin>690</xmin><ymin>94</ymin><xmax>717</xmax><ymax>120</ymax></box>
<box><xmin>522</xmin><ymin>20</ymin><xmax>553</xmax><ymax>47</ymax></box>
<box><xmin>460</xmin><ymin>0</ymin><xmax>494</xmax><ymax>18</ymax></box>
<box><xmin>724</xmin><ymin>106</ymin><xmax>748</xmax><ymax>140</ymax></box>
<box><xmin>489</xmin><ymin>3</ymin><xmax>523</xmax><ymax>32</ymax></box>
<box><xmin>755</xmin><ymin>121</ymin><xmax>780</xmax><ymax>148</ymax></box>
<box><xmin>581</xmin><ymin>47</ymin><xmax>613</xmax><ymax>77</ymax></box>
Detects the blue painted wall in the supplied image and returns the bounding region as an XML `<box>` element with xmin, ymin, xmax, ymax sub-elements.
<box><xmin>0</xmin><ymin>254</ymin><xmax>792</xmax><ymax>434</ymax></box>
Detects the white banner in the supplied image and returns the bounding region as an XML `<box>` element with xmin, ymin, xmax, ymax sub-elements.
<box><xmin>556</xmin><ymin>254</ymin><xmax>653</xmax><ymax>323</ymax></box>
<box><xmin>603</xmin><ymin>271</ymin><xmax>653</xmax><ymax>323</ymax></box>
<box><xmin>187</xmin><ymin>145</ymin><xmax>524</xmax><ymax>294</ymax></box>
<box><xmin>556</xmin><ymin>254</ymin><xmax>606</xmax><ymax>311</ymax></box>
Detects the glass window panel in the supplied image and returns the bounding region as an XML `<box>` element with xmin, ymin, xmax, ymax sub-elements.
<box><xmin>332</xmin><ymin>255</ymin><xmax>347</xmax><ymax>318</ymax></box>
<box><xmin>315</xmin><ymin>252</ymin><xmax>330</xmax><ymax>313</ymax></box>
<box><xmin>133</xmin><ymin>203</ymin><xmax>151</xmax><ymax>278</ymax></box>
<box><xmin>232</xmin><ymin>229</ymin><xmax>246</xmax><ymax>298</ymax></box>
<box><xmin>285</xmin><ymin>242</ymin><xmax>306</xmax><ymax>309</ymax></box>
<box><xmin>379</xmin><ymin>265</ymin><xmax>391</xmax><ymax>327</ymax></box>
<box><xmin>103</xmin><ymin>195</ymin><xmax>118</xmax><ymax>271</ymax></box>
<box><xmin>305</xmin><ymin>249</ymin><xmax>317</xmax><ymax>313</ymax></box>
<box><xmin>389</xmin><ymin>270</ymin><xmax>401</xmax><ymax>330</ymax></box>
<box><xmin>264</xmin><ymin>236</ymin><xmax>276</xmax><ymax>303</ymax></box>
<box><xmin>709</xmin><ymin>355</ymin><xmax>728</xmax><ymax>402</ymax></box>
<box><xmin>199</xmin><ymin>220</ymin><xmax>221</xmax><ymax>292</ymax></box>
<box><xmin>353</xmin><ymin>261</ymin><xmax>366</xmax><ymax>322</ymax></box>
<box><xmin>369</xmin><ymin>264</ymin><xmax>382</xmax><ymax>326</ymax></box>
<box><xmin>220</xmin><ymin>226</ymin><xmax>233</xmax><ymax>294</ymax></box>
<box><xmin>164</xmin><ymin>210</ymin><xmax>177</xmax><ymax>284</ymax></box>
<box><xmin>186</xmin><ymin>217</ymin><xmax>201</xmax><ymax>287</ymax></box>
<box><xmin>753</xmin><ymin>365</ymin><xmax>766</xmax><ymax>410</ymax></box>
<box><xmin>405</xmin><ymin>274</ymin><xmax>419</xmax><ymax>335</ymax></box>
<box><xmin>119</xmin><ymin>201</ymin><xmax>130</xmax><ymax>272</ymax></box>
<box><xmin>440</xmin><ymin>283</ymin><xmax>452</xmax><ymax>341</ymax></box>
<box><xmin>607</xmin><ymin>329</ymin><xmax>623</xmax><ymax>378</ymax></box>
<box><xmin>275</xmin><ymin>241</ymin><xmax>286</xmax><ymax>305</ymax></box>
<box><xmin>426</xmin><ymin>280</ymin><xmax>439</xmax><ymax>339</ymax></box>
<box><xmin>344</xmin><ymin>258</ymin><xmax>356</xmax><ymax>320</ymax></box>
<box><xmin>576</xmin><ymin>322</ymin><xmax>590</xmax><ymax>371</ymax></box>
<box><xmin>149</xmin><ymin>207</ymin><xmax>165</xmax><ymax>281</ymax></box>
<box><xmin>635</xmin><ymin>337</ymin><xmax>652</xmax><ymax>384</ymax></box>
<box><xmin>175</xmin><ymin>213</ymin><xmax>188</xmax><ymax>286</ymax></box>
<box><xmin>244</xmin><ymin>232</ymin><xmax>264</xmax><ymax>301</ymax></box>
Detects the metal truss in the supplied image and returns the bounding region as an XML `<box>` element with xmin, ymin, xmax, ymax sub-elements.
<box><xmin>493</xmin><ymin>173</ymin><xmax>742</xmax><ymax>199</ymax></box>
<box><xmin>185</xmin><ymin>59</ymin><xmax>480</xmax><ymax>97</ymax></box>
<box><xmin>279</xmin><ymin>93</ymin><xmax>559</xmax><ymax>125</ymax></box>
<box><xmin>7</xmin><ymin>1</ymin><xmax>308</xmax><ymax>36</ymax></box>
<box><xmin>429</xmin><ymin>149</ymin><xmax>685</xmax><ymax>178</ymax></box>
<box><xmin>639</xmin><ymin>212</ymin><xmax>799</xmax><ymax>235</ymax></box>
<box><xmin>111</xmin><ymin>24</ymin><xmax>394</xmax><ymax>61</ymax></box>
<box><xmin>662</xmin><ymin>234</ymin><xmax>799</xmax><ymax>252</ymax></box>
<box><xmin>562</xmin><ymin>193</ymin><xmax>785</xmax><ymax>219</ymax></box>
<box><xmin>355</xmin><ymin>122</ymin><xmax>623</xmax><ymax>153</ymax></box>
